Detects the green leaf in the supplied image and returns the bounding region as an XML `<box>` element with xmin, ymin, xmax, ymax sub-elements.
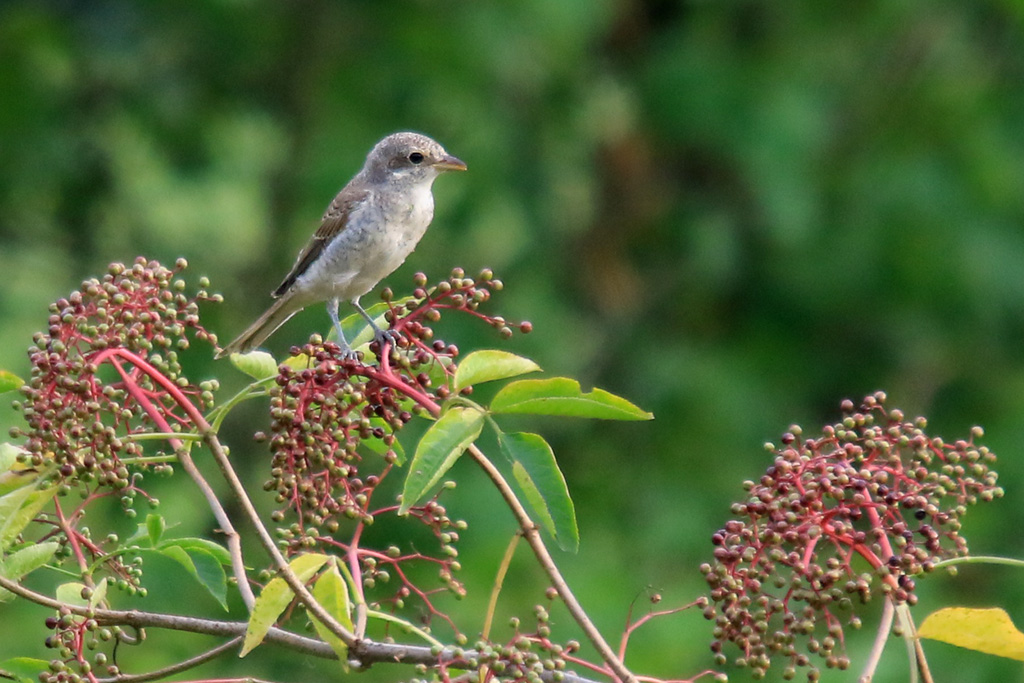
<box><xmin>400</xmin><ymin>406</ymin><xmax>484</xmax><ymax>514</ymax></box>
<box><xmin>490</xmin><ymin>378</ymin><xmax>653</xmax><ymax>420</ymax></box>
<box><xmin>310</xmin><ymin>560</ymin><xmax>353</xmax><ymax>665</ymax></box>
<box><xmin>0</xmin><ymin>445</ymin><xmax>42</xmax><ymax>497</ymax></box>
<box><xmin>159</xmin><ymin>546</ymin><xmax>229</xmax><ymax>610</ymax></box>
<box><xmin>55</xmin><ymin>581</ymin><xmax>89</xmax><ymax>608</ymax></box>
<box><xmin>453</xmin><ymin>350</ymin><xmax>541</xmax><ymax>392</ymax></box>
<box><xmin>89</xmin><ymin>578</ymin><xmax>108</xmax><ymax>608</ymax></box>
<box><xmin>2</xmin><ymin>542</ymin><xmax>58</xmax><ymax>576</ymax></box>
<box><xmin>0</xmin><ymin>542</ymin><xmax>59</xmax><ymax>602</ymax></box>
<box><xmin>0</xmin><ymin>485</ymin><xmax>56</xmax><ymax>550</ymax></box>
<box><xmin>146</xmin><ymin>513</ymin><xmax>165</xmax><ymax>547</ymax></box>
<box><xmin>0</xmin><ymin>657</ymin><xmax>48</xmax><ymax>683</ymax></box>
<box><xmin>156</xmin><ymin>537</ymin><xmax>232</xmax><ymax>566</ymax></box>
<box><xmin>281</xmin><ymin>352</ymin><xmax>311</xmax><ymax>371</ymax></box>
<box><xmin>159</xmin><ymin>545</ymin><xmax>196</xmax><ymax>575</ymax></box>
<box><xmin>228</xmin><ymin>350</ymin><xmax>279</xmax><ymax>380</ymax></box>
<box><xmin>187</xmin><ymin>548</ymin><xmax>229</xmax><ymax>609</ymax></box>
<box><xmin>0</xmin><ymin>444</ymin><xmax>21</xmax><ymax>472</ymax></box>
<box><xmin>241</xmin><ymin>553</ymin><xmax>329</xmax><ymax>656</ymax></box>
<box><xmin>0</xmin><ymin>371</ymin><xmax>24</xmax><ymax>395</ymax></box>
<box><xmin>498</xmin><ymin>432</ymin><xmax>579</xmax><ymax>553</ymax></box>
<box><xmin>52</xmin><ymin>578</ymin><xmax>105</xmax><ymax>610</ymax></box>
<box><xmin>919</xmin><ymin>607</ymin><xmax>1024</xmax><ymax>660</ymax></box>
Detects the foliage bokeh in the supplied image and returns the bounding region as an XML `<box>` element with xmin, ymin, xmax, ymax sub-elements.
<box><xmin>2</xmin><ymin>2</ymin><xmax>1024</xmax><ymax>681</ymax></box>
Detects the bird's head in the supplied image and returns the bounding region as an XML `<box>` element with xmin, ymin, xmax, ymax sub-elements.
<box><xmin>364</xmin><ymin>132</ymin><xmax>467</xmax><ymax>185</ymax></box>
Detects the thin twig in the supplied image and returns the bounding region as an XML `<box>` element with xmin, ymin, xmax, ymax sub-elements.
<box><xmin>482</xmin><ymin>532</ymin><xmax>520</xmax><ymax>641</ymax></box>
<box><xmin>95</xmin><ymin>637</ymin><xmax>242</xmax><ymax>683</ymax></box>
<box><xmin>199</xmin><ymin>425</ymin><xmax>358</xmax><ymax>646</ymax></box>
<box><xmin>932</xmin><ymin>555</ymin><xmax>1024</xmax><ymax>570</ymax></box>
<box><xmin>858</xmin><ymin>596</ymin><xmax>894</xmax><ymax>683</ymax></box>
<box><xmin>1</xmin><ymin>575</ymin><xmax>605</xmax><ymax>683</ymax></box>
<box><xmin>619</xmin><ymin>601</ymin><xmax>697</xmax><ymax>661</ymax></box>
<box><xmin>105</xmin><ymin>350</ymin><xmax>254</xmax><ymax>609</ymax></box>
<box><xmin>467</xmin><ymin>444</ymin><xmax>637</xmax><ymax>683</ymax></box>
<box><xmin>0</xmin><ymin>575</ymin><xmax>330</xmax><ymax>657</ymax></box>
<box><xmin>108</xmin><ymin>348</ymin><xmax>354</xmax><ymax>645</ymax></box>
<box><xmin>896</xmin><ymin>603</ymin><xmax>933</xmax><ymax>683</ymax></box>
<box><xmin>174</xmin><ymin>447</ymin><xmax>255</xmax><ymax>610</ymax></box>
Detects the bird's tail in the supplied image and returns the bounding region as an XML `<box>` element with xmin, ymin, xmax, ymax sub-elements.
<box><xmin>215</xmin><ymin>294</ymin><xmax>302</xmax><ymax>359</ymax></box>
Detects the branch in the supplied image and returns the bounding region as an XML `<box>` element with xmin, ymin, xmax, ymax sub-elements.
<box><xmin>896</xmin><ymin>603</ymin><xmax>933</xmax><ymax>683</ymax></box>
<box><xmin>105</xmin><ymin>350</ymin><xmax>255</xmax><ymax>609</ymax></box>
<box><xmin>198</xmin><ymin>425</ymin><xmax>358</xmax><ymax>646</ymax></box>
<box><xmin>466</xmin><ymin>444</ymin><xmax>637</xmax><ymax>683</ymax></box>
<box><xmin>0</xmin><ymin>575</ymin><xmax>330</xmax><ymax>658</ymax></box>
<box><xmin>858</xmin><ymin>596</ymin><xmax>894</xmax><ymax>683</ymax></box>
<box><xmin>0</xmin><ymin>575</ymin><xmax>605</xmax><ymax>683</ymax></box>
<box><xmin>365</xmin><ymin>354</ymin><xmax>635</xmax><ymax>682</ymax></box>
<box><xmin>96</xmin><ymin>637</ymin><xmax>242</xmax><ymax>683</ymax></box>
<box><xmin>97</xmin><ymin>348</ymin><xmax>349</xmax><ymax>639</ymax></box>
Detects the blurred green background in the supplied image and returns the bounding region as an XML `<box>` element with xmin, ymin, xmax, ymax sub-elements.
<box><xmin>3</xmin><ymin>1</ymin><xmax>1024</xmax><ymax>681</ymax></box>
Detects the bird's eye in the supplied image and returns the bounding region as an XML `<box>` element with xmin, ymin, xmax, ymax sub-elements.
<box><xmin>408</xmin><ymin>152</ymin><xmax>424</xmax><ymax>164</ymax></box>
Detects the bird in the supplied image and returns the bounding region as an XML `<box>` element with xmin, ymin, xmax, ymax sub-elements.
<box><xmin>216</xmin><ymin>132</ymin><xmax>467</xmax><ymax>359</ymax></box>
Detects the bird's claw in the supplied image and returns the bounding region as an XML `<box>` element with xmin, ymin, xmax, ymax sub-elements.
<box><xmin>373</xmin><ymin>328</ymin><xmax>402</xmax><ymax>354</ymax></box>
<box><xmin>339</xmin><ymin>347</ymin><xmax>361</xmax><ymax>362</ymax></box>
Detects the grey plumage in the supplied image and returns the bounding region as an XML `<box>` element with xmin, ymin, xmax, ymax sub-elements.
<box><xmin>216</xmin><ymin>132</ymin><xmax>466</xmax><ymax>359</ymax></box>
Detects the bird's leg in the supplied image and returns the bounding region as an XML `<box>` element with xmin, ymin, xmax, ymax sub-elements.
<box><xmin>326</xmin><ymin>298</ymin><xmax>357</xmax><ymax>359</ymax></box>
<box><xmin>351</xmin><ymin>297</ymin><xmax>400</xmax><ymax>352</ymax></box>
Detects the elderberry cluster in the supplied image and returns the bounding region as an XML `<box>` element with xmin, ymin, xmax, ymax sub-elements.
<box><xmin>263</xmin><ymin>268</ymin><xmax>527</xmax><ymax>621</ymax></box>
<box><xmin>264</xmin><ymin>341</ymin><xmax>413</xmax><ymax>527</ymax></box>
<box><xmin>419</xmin><ymin>605</ymin><xmax>578</xmax><ymax>683</ymax></box>
<box><xmin>41</xmin><ymin>604</ymin><xmax>124</xmax><ymax>683</ymax></box>
<box><xmin>10</xmin><ymin>258</ymin><xmax>219</xmax><ymax>489</ymax></box>
<box><xmin>702</xmin><ymin>392</ymin><xmax>1002</xmax><ymax>680</ymax></box>
<box><xmin>264</xmin><ymin>268</ymin><xmax>525</xmax><ymax>525</ymax></box>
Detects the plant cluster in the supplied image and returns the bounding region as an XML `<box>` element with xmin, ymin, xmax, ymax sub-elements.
<box><xmin>11</xmin><ymin>258</ymin><xmax>219</xmax><ymax>492</ymax></box>
<box><xmin>702</xmin><ymin>391</ymin><xmax>1003</xmax><ymax>680</ymax></box>
<box><xmin>0</xmin><ymin>258</ymin><xmax>1009</xmax><ymax>683</ymax></box>
<box><xmin>0</xmin><ymin>258</ymin><xmax>675</xmax><ymax>683</ymax></box>
<box><xmin>262</xmin><ymin>270</ymin><xmax>522</xmax><ymax>629</ymax></box>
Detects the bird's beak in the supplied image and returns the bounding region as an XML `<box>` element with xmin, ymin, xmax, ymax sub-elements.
<box><xmin>434</xmin><ymin>154</ymin><xmax>468</xmax><ymax>172</ymax></box>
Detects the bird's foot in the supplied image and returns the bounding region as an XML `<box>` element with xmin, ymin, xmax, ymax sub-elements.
<box><xmin>339</xmin><ymin>348</ymin><xmax>361</xmax><ymax>362</ymax></box>
<box><xmin>372</xmin><ymin>328</ymin><xmax>403</xmax><ymax>356</ymax></box>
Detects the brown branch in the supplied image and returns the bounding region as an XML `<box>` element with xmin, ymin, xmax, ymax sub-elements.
<box><xmin>96</xmin><ymin>637</ymin><xmax>242</xmax><ymax>683</ymax></box>
<box><xmin>174</xmin><ymin>447</ymin><xmax>256</xmax><ymax>609</ymax></box>
<box><xmin>0</xmin><ymin>575</ymin><xmax>604</xmax><ymax>683</ymax></box>
<box><xmin>0</xmin><ymin>575</ymin><xmax>330</xmax><ymax>657</ymax></box>
<box><xmin>858</xmin><ymin>597</ymin><xmax>894</xmax><ymax>683</ymax></box>
<box><xmin>106</xmin><ymin>350</ymin><xmax>255</xmax><ymax>609</ymax></box>
<box><xmin>362</xmin><ymin>357</ymin><xmax>633</xmax><ymax>681</ymax></box>
<box><xmin>109</xmin><ymin>345</ymin><xmax>356</xmax><ymax>647</ymax></box>
<box><xmin>466</xmin><ymin>444</ymin><xmax>637</xmax><ymax>683</ymax></box>
<box><xmin>198</xmin><ymin>427</ymin><xmax>358</xmax><ymax>646</ymax></box>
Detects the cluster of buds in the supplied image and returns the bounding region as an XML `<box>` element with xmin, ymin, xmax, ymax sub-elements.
<box><xmin>10</xmin><ymin>258</ymin><xmax>219</xmax><ymax>492</ymax></box>
<box><xmin>41</xmin><ymin>603</ymin><xmax>123</xmax><ymax>683</ymax></box>
<box><xmin>264</xmin><ymin>268</ymin><xmax>527</xmax><ymax>624</ymax></box>
<box><xmin>416</xmin><ymin>605</ymin><xmax>578</xmax><ymax>683</ymax></box>
<box><xmin>702</xmin><ymin>392</ymin><xmax>1002</xmax><ymax>680</ymax></box>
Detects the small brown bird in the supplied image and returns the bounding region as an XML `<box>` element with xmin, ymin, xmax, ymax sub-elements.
<box><xmin>217</xmin><ymin>132</ymin><xmax>466</xmax><ymax>359</ymax></box>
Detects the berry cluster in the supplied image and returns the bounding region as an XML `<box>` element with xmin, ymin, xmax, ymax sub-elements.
<box><xmin>414</xmin><ymin>605</ymin><xmax>578</xmax><ymax>683</ymax></box>
<box><xmin>11</xmin><ymin>258</ymin><xmax>219</xmax><ymax>489</ymax></box>
<box><xmin>263</xmin><ymin>268</ymin><xmax>527</xmax><ymax>627</ymax></box>
<box><xmin>41</xmin><ymin>603</ymin><xmax>124</xmax><ymax>683</ymax></box>
<box><xmin>702</xmin><ymin>392</ymin><xmax>1002</xmax><ymax>680</ymax></box>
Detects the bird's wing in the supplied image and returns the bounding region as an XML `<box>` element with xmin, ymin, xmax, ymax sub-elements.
<box><xmin>272</xmin><ymin>188</ymin><xmax>371</xmax><ymax>298</ymax></box>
